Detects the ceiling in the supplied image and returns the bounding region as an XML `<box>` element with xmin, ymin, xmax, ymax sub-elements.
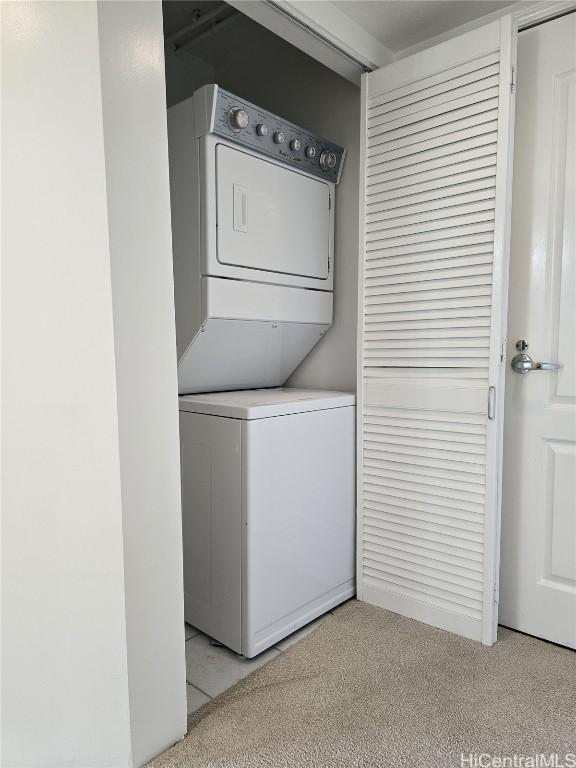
<box><xmin>332</xmin><ymin>1</ymin><xmax>515</xmax><ymax>53</ymax></box>
<box><xmin>163</xmin><ymin>0</ymin><xmax>522</xmax><ymax>86</ymax></box>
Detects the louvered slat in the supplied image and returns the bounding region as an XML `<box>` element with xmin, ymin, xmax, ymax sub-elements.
<box><xmin>368</xmin><ymin>147</ymin><xmax>497</xmax><ymax>191</ymax></box>
<box><xmin>364</xmin><ymin>462</ymin><xmax>485</xmax><ymax>491</ymax></box>
<box><xmin>369</xmin><ymin>118</ymin><xmax>499</xmax><ymax>167</ymax></box>
<box><xmin>363</xmin><ymin>533</ymin><xmax>483</xmax><ymax>575</ymax></box>
<box><xmin>365</xmin><ymin>272</ymin><xmax>493</xmax><ymax>292</ymax></box>
<box><xmin>365</xmin><ymin>256</ymin><xmax>494</xmax><ymax>280</ymax></box>
<box><xmin>368</xmin><ymin>97</ymin><xmax>499</xmax><ymax>148</ymax></box>
<box><xmin>366</xmin><ymin>177</ymin><xmax>494</xmax><ymax>216</ymax></box>
<box><xmin>366</xmin><ymin>232</ymin><xmax>494</xmax><ymax>260</ymax></box>
<box><xmin>367</xmin><ymin>132</ymin><xmax>498</xmax><ymax>178</ymax></box>
<box><xmin>368</xmin><ymin>160</ymin><xmax>497</xmax><ymax>200</ymax></box>
<box><xmin>369</xmin><ymin>69</ymin><xmax>499</xmax><ymax>126</ymax></box>
<box><xmin>368</xmin><ymin>188</ymin><xmax>495</xmax><ymax>224</ymax></box>
<box><xmin>364</xmin><ymin>518</ymin><xmax>483</xmax><ymax>557</ymax></box>
<box><xmin>368</xmin><ymin>51</ymin><xmax>499</xmax><ymax>111</ymax></box>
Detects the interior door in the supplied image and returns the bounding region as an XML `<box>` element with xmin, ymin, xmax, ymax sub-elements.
<box><xmin>216</xmin><ymin>144</ymin><xmax>330</xmax><ymax>279</ymax></box>
<box><xmin>499</xmin><ymin>12</ymin><xmax>576</xmax><ymax>649</ymax></box>
<box><xmin>357</xmin><ymin>18</ymin><xmax>516</xmax><ymax>644</ymax></box>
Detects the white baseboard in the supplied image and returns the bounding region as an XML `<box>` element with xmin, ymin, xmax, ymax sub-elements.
<box><xmin>361</xmin><ymin>581</ymin><xmax>484</xmax><ymax>643</ymax></box>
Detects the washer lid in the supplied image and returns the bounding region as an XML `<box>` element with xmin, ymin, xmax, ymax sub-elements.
<box><xmin>178</xmin><ymin>388</ymin><xmax>355</xmax><ymax>420</ymax></box>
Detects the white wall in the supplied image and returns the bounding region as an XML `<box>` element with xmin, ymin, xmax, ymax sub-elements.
<box><xmin>164</xmin><ymin>12</ymin><xmax>360</xmax><ymax>392</ymax></box>
<box><xmin>1</xmin><ymin>2</ymin><xmax>131</xmax><ymax>764</ymax></box>
<box><xmin>1</xmin><ymin>2</ymin><xmax>185</xmax><ymax>765</ymax></box>
<box><xmin>97</xmin><ymin>3</ymin><xmax>186</xmax><ymax>765</ymax></box>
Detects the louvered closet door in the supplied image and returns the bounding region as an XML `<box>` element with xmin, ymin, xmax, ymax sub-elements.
<box><xmin>357</xmin><ymin>18</ymin><xmax>515</xmax><ymax>645</ymax></box>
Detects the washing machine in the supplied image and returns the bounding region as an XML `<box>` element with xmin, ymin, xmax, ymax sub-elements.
<box><xmin>168</xmin><ymin>85</ymin><xmax>345</xmax><ymax>394</ymax></box>
<box><xmin>178</xmin><ymin>388</ymin><xmax>356</xmax><ymax>657</ymax></box>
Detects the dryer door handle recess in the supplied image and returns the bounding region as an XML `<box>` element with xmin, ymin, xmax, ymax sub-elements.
<box><xmin>233</xmin><ymin>184</ymin><xmax>248</xmax><ymax>233</ymax></box>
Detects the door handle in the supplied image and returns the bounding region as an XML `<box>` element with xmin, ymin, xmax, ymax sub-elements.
<box><xmin>510</xmin><ymin>353</ymin><xmax>562</xmax><ymax>374</ymax></box>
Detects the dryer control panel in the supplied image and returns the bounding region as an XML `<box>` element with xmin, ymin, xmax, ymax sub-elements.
<box><xmin>195</xmin><ymin>85</ymin><xmax>345</xmax><ymax>184</ymax></box>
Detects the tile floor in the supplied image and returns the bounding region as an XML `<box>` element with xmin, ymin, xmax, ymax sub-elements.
<box><xmin>184</xmin><ymin>613</ymin><xmax>331</xmax><ymax>715</ymax></box>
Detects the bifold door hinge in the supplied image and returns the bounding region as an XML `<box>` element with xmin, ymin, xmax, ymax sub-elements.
<box><xmin>487</xmin><ymin>386</ymin><xmax>496</xmax><ymax>421</ymax></box>
<box><xmin>511</xmin><ymin>66</ymin><xmax>516</xmax><ymax>93</ymax></box>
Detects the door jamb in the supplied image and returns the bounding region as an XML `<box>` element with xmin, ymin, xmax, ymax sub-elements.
<box><xmin>514</xmin><ymin>1</ymin><xmax>576</xmax><ymax>31</ymax></box>
<box><xmin>496</xmin><ymin>0</ymin><xmax>576</xmax><ymax>640</ymax></box>
<box><xmin>483</xmin><ymin>0</ymin><xmax>576</xmax><ymax>642</ymax></box>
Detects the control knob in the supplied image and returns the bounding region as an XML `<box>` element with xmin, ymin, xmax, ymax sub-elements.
<box><xmin>228</xmin><ymin>107</ymin><xmax>249</xmax><ymax>131</ymax></box>
<box><xmin>290</xmin><ymin>138</ymin><xmax>301</xmax><ymax>151</ymax></box>
<box><xmin>320</xmin><ymin>150</ymin><xmax>337</xmax><ymax>171</ymax></box>
<box><xmin>273</xmin><ymin>130</ymin><xmax>286</xmax><ymax>144</ymax></box>
<box><xmin>305</xmin><ymin>145</ymin><xmax>317</xmax><ymax>159</ymax></box>
<box><xmin>256</xmin><ymin>123</ymin><xmax>268</xmax><ymax>137</ymax></box>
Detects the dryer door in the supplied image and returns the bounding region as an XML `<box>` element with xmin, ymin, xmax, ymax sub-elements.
<box><xmin>216</xmin><ymin>144</ymin><xmax>330</xmax><ymax>280</ymax></box>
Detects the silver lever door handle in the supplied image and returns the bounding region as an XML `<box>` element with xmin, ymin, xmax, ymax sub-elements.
<box><xmin>535</xmin><ymin>361</ymin><xmax>562</xmax><ymax>370</ymax></box>
<box><xmin>510</xmin><ymin>353</ymin><xmax>562</xmax><ymax>374</ymax></box>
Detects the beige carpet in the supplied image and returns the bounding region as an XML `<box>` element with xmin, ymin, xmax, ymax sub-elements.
<box><xmin>149</xmin><ymin>600</ymin><xmax>576</xmax><ymax>768</ymax></box>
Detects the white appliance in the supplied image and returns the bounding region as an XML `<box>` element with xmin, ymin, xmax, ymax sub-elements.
<box><xmin>168</xmin><ymin>85</ymin><xmax>345</xmax><ymax>394</ymax></box>
<box><xmin>178</xmin><ymin>389</ymin><xmax>356</xmax><ymax>657</ymax></box>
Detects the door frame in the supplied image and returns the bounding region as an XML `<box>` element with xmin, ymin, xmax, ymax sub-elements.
<box><xmin>497</xmin><ymin>0</ymin><xmax>576</xmax><ymax>636</ymax></box>
<box><xmin>498</xmin><ymin>3</ymin><xmax>576</xmax><ymax>646</ymax></box>
<box><xmin>513</xmin><ymin>1</ymin><xmax>576</xmax><ymax>32</ymax></box>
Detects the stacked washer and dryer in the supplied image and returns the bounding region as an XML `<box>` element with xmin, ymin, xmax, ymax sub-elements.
<box><xmin>168</xmin><ymin>85</ymin><xmax>355</xmax><ymax>657</ymax></box>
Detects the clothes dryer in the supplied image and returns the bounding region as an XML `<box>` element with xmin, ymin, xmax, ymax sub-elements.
<box><xmin>168</xmin><ymin>85</ymin><xmax>345</xmax><ymax>394</ymax></box>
